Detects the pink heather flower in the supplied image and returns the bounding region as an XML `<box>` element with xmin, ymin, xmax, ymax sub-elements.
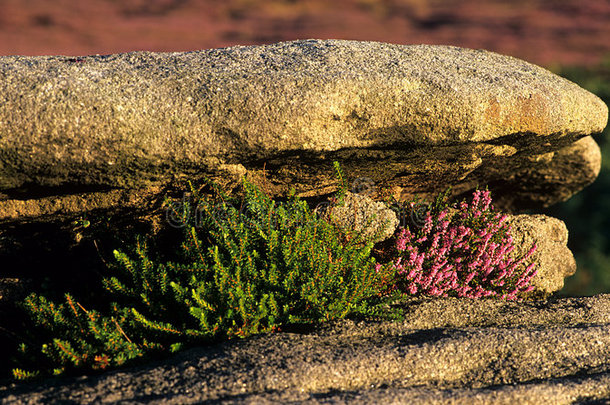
<box><xmin>390</xmin><ymin>189</ymin><xmax>538</xmax><ymax>301</ymax></box>
<box><xmin>406</xmin><ymin>268</ymin><xmax>419</xmax><ymax>279</ymax></box>
<box><xmin>396</xmin><ymin>228</ymin><xmax>411</xmax><ymax>252</ymax></box>
<box><xmin>464</xmin><ymin>271</ymin><xmax>477</xmax><ymax>284</ymax></box>
<box><xmin>431</xmin><ymin>234</ymin><xmax>441</xmax><ymax>250</ymax></box>
<box><xmin>471</xmin><ymin>190</ymin><xmax>481</xmax><ymax>208</ymax></box>
<box><xmin>397</xmin><ymin>237</ymin><xmax>407</xmax><ymax>252</ymax></box>
<box><xmin>393</xmin><ymin>258</ymin><xmax>405</xmax><ymax>273</ymax></box>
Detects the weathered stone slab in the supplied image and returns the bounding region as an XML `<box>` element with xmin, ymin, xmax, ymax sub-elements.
<box><xmin>0</xmin><ymin>40</ymin><xmax>606</xmax><ymax>212</ymax></box>
<box><xmin>3</xmin><ymin>295</ymin><xmax>610</xmax><ymax>404</ymax></box>
<box><xmin>474</xmin><ymin>135</ymin><xmax>602</xmax><ymax>211</ymax></box>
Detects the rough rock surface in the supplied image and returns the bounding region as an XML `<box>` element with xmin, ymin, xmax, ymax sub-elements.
<box><xmin>481</xmin><ymin>135</ymin><xmax>602</xmax><ymax>211</ymax></box>
<box><xmin>324</xmin><ymin>191</ymin><xmax>399</xmax><ymax>243</ymax></box>
<box><xmin>508</xmin><ymin>214</ymin><xmax>576</xmax><ymax>295</ymax></box>
<box><xmin>3</xmin><ymin>295</ymin><xmax>610</xmax><ymax>404</ymax></box>
<box><xmin>0</xmin><ymin>39</ymin><xmax>607</xmax><ymax>215</ymax></box>
<box><xmin>2</xmin><ymin>39</ymin><xmax>603</xmax><ymax>288</ymax></box>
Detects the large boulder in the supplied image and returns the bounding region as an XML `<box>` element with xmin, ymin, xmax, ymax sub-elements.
<box><xmin>3</xmin><ymin>295</ymin><xmax>610</xmax><ymax>404</ymax></box>
<box><xmin>0</xmin><ymin>39</ymin><xmax>607</xmax><ymax>217</ymax></box>
<box><xmin>3</xmin><ymin>39</ymin><xmax>605</xmax><ymax>287</ymax></box>
<box><xmin>0</xmin><ymin>40</ymin><xmax>606</xmax><ymax>404</ymax></box>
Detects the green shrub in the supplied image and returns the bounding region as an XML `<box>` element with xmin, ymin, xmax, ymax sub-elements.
<box><xmin>13</xmin><ymin>177</ymin><xmax>390</xmax><ymax>378</ymax></box>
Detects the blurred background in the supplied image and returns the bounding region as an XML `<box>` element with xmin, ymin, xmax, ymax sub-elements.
<box><xmin>0</xmin><ymin>0</ymin><xmax>609</xmax><ymax>295</ymax></box>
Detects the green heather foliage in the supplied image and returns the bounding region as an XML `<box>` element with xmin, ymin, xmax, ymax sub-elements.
<box><xmin>13</xmin><ymin>177</ymin><xmax>390</xmax><ymax>378</ymax></box>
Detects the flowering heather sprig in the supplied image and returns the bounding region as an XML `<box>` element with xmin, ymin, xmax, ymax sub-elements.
<box><xmin>392</xmin><ymin>190</ymin><xmax>538</xmax><ymax>300</ymax></box>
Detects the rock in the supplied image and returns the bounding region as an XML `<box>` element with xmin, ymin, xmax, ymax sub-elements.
<box><xmin>0</xmin><ymin>187</ymin><xmax>162</xmax><ymax>222</ymax></box>
<box><xmin>0</xmin><ymin>40</ymin><xmax>604</xmax><ymax>281</ymax></box>
<box><xmin>3</xmin><ymin>295</ymin><xmax>610</xmax><ymax>404</ymax></box>
<box><xmin>0</xmin><ymin>40</ymin><xmax>607</xmax><ymax>216</ymax></box>
<box><xmin>479</xmin><ymin>135</ymin><xmax>602</xmax><ymax>211</ymax></box>
<box><xmin>0</xmin><ymin>39</ymin><xmax>606</xmax><ymax>404</ymax></box>
<box><xmin>323</xmin><ymin>191</ymin><xmax>399</xmax><ymax>243</ymax></box>
<box><xmin>507</xmin><ymin>214</ymin><xmax>576</xmax><ymax>296</ymax></box>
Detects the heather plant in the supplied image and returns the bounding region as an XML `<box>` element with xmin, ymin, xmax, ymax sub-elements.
<box><xmin>12</xmin><ymin>177</ymin><xmax>390</xmax><ymax>379</ymax></box>
<box><xmin>390</xmin><ymin>189</ymin><xmax>538</xmax><ymax>300</ymax></box>
<box><xmin>11</xmin><ymin>169</ymin><xmax>541</xmax><ymax>380</ymax></box>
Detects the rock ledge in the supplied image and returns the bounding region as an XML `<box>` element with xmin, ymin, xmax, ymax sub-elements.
<box><xmin>2</xmin><ymin>295</ymin><xmax>610</xmax><ymax>404</ymax></box>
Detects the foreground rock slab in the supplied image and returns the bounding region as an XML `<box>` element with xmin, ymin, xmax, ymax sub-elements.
<box><xmin>3</xmin><ymin>295</ymin><xmax>610</xmax><ymax>404</ymax></box>
<box><xmin>0</xmin><ymin>39</ymin><xmax>607</xmax><ymax>213</ymax></box>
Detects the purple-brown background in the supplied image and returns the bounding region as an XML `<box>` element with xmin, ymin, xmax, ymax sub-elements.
<box><xmin>1</xmin><ymin>0</ymin><xmax>609</xmax><ymax>66</ymax></box>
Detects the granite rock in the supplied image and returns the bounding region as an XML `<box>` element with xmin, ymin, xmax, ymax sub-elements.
<box><xmin>508</xmin><ymin>214</ymin><xmax>576</xmax><ymax>295</ymax></box>
<box><xmin>323</xmin><ymin>191</ymin><xmax>399</xmax><ymax>243</ymax></box>
<box><xmin>0</xmin><ymin>40</ymin><xmax>606</xmax><ymax>216</ymax></box>
<box><xmin>3</xmin><ymin>295</ymin><xmax>610</xmax><ymax>404</ymax></box>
